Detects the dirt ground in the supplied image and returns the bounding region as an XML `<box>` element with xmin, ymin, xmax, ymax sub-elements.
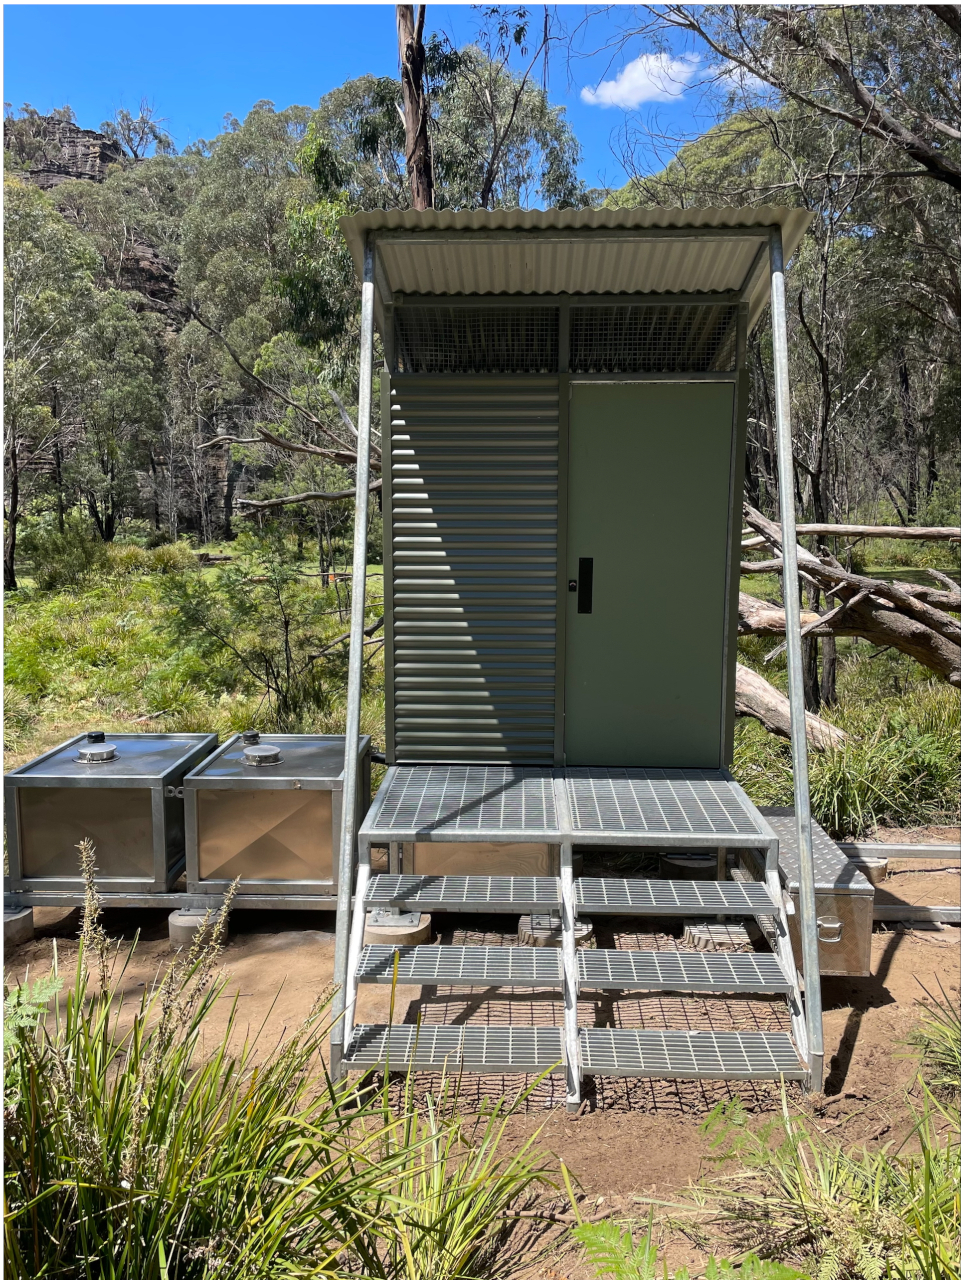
<box><xmin>5</xmin><ymin>828</ymin><xmax>959</xmax><ymax>1277</ymax></box>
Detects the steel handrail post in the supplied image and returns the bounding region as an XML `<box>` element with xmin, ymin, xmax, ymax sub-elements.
<box><xmin>769</xmin><ymin>226</ymin><xmax>824</xmax><ymax>1091</ymax></box>
<box><xmin>331</xmin><ymin>235</ymin><xmax>376</xmax><ymax>1079</ymax></box>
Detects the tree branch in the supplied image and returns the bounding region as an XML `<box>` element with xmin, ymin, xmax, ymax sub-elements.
<box><xmin>235</xmin><ymin>480</ymin><xmax>383</xmax><ymax>512</ymax></box>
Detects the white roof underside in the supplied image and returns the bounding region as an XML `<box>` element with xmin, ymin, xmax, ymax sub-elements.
<box><xmin>340</xmin><ymin>206</ymin><xmax>813</xmax><ymax>334</ymax></box>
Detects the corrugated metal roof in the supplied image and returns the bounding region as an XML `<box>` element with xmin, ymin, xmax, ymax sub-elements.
<box><xmin>340</xmin><ymin>206</ymin><xmax>813</xmax><ymax>333</ymax></box>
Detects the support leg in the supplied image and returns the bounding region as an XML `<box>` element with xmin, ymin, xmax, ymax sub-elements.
<box><xmin>559</xmin><ymin>842</ymin><xmax>581</xmax><ymax>1112</ymax></box>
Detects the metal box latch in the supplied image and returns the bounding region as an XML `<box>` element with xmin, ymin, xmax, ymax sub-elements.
<box><xmin>165</xmin><ymin>786</ymin><xmax>185</xmax><ymax>799</ymax></box>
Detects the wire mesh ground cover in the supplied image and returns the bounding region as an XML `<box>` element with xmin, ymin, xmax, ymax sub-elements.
<box><xmin>388</xmin><ymin>916</ymin><xmax>795</xmax><ymax>1114</ymax></box>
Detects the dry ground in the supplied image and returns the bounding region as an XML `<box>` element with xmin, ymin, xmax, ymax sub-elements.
<box><xmin>5</xmin><ymin>828</ymin><xmax>959</xmax><ymax>1277</ymax></box>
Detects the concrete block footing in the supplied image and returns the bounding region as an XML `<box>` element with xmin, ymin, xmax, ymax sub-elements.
<box><xmin>4</xmin><ymin>908</ymin><xmax>36</xmax><ymax>951</ymax></box>
<box><xmin>168</xmin><ymin>909</ymin><xmax>219</xmax><ymax>947</ymax></box>
<box><xmin>363</xmin><ymin>912</ymin><xmax>432</xmax><ymax>946</ymax></box>
<box><xmin>518</xmin><ymin>914</ymin><xmax>593</xmax><ymax>948</ymax></box>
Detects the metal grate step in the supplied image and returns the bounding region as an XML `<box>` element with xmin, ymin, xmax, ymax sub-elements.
<box><xmin>369</xmin><ymin>766</ymin><xmax>559</xmax><ymax>835</ymax></box>
<box><xmin>579</xmin><ymin>1029</ymin><xmax>805</xmax><ymax>1080</ymax></box>
<box><xmin>365</xmin><ymin>874</ymin><xmax>562</xmax><ymax>913</ymax></box>
<box><xmin>566</xmin><ymin>769</ymin><xmax>766</xmax><ymax>839</ymax></box>
<box><xmin>344</xmin><ymin>1024</ymin><xmax>564</xmax><ymax>1072</ymax></box>
<box><xmin>577</xmin><ymin>949</ymin><xmax>790</xmax><ymax>993</ymax></box>
<box><xmin>575</xmin><ymin>877</ymin><xmax>777</xmax><ymax>916</ymax></box>
<box><xmin>357</xmin><ymin>944</ymin><xmax>562</xmax><ymax>986</ymax></box>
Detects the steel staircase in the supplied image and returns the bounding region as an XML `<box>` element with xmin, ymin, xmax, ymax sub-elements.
<box><xmin>335</xmin><ymin>766</ymin><xmax>811</xmax><ymax>1108</ymax></box>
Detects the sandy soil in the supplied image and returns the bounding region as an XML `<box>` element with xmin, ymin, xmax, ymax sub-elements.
<box><xmin>5</xmin><ymin>841</ymin><xmax>959</xmax><ymax>1278</ymax></box>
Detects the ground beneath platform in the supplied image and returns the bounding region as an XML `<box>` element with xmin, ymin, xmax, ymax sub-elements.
<box><xmin>5</xmin><ymin>836</ymin><xmax>958</xmax><ymax>1277</ymax></box>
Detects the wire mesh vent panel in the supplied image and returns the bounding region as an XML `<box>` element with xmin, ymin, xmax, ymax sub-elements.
<box><xmin>570</xmin><ymin>303</ymin><xmax>738</xmax><ymax>374</ymax></box>
<box><xmin>389</xmin><ymin>377</ymin><xmax>559</xmax><ymax>763</ymax></box>
<box><xmin>394</xmin><ymin>307</ymin><xmax>559</xmax><ymax>374</ymax></box>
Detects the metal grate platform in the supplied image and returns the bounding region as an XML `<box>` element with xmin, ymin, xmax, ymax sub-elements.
<box><xmin>579</xmin><ymin>1029</ymin><xmax>804</xmax><ymax>1079</ymax></box>
<box><xmin>577</xmin><ymin>949</ymin><xmax>790</xmax><ymax>993</ymax></box>
<box><xmin>566</xmin><ymin>769</ymin><xmax>766</xmax><ymax>841</ymax></box>
<box><xmin>366</xmin><ymin>874</ymin><xmax>562</xmax><ymax>912</ymax></box>
<box><xmin>344</xmin><ymin>1024</ymin><xmax>564</xmax><ymax>1072</ymax></box>
<box><xmin>370</xmin><ymin>766</ymin><xmax>558</xmax><ymax>836</ymax></box>
<box><xmin>357</xmin><ymin>944</ymin><xmax>562</xmax><ymax>985</ymax></box>
<box><xmin>575</xmin><ymin>877</ymin><xmax>778</xmax><ymax>916</ymax></box>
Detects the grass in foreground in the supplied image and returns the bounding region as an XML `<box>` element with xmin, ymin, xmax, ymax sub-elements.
<box><xmin>3</xmin><ymin>846</ymin><xmax>554</xmax><ymax>1279</ymax></box>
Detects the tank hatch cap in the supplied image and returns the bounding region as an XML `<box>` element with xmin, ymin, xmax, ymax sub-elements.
<box><xmin>243</xmin><ymin>743</ymin><xmax>282</xmax><ymax>766</ymax></box>
<box><xmin>78</xmin><ymin>733</ymin><xmax>118</xmax><ymax>762</ymax></box>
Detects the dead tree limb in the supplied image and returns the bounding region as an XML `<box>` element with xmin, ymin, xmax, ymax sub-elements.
<box><xmin>235</xmin><ymin>480</ymin><xmax>383</xmax><ymax>512</ymax></box>
<box><xmin>740</xmin><ymin>504</ymin><xmax>960</xmax><ymax>686</ymax></box>
<box><xmin>307</xmin><ymin>615</ymin><xmax>383</xmax><ymax>662</ymax></box>
<box><xmin>742</xmin><ymin>523</ymin><xmax>960</xmax><ymax>545</ymax></box>
<box><xmin>735</xmin><ymin>663</ymin><xmax>848</xmax><ymax>751</ymax></box>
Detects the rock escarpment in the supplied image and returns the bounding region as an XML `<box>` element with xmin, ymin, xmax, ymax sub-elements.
<box><xmin>4</xmin><ymin>114</ymin><xmax>179</xmax><ymax>318</ymax></box>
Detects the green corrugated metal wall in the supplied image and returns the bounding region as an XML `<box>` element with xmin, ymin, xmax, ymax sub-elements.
<box><xmin>387</xmin><ymin>376</ymin><xmax>559</xmax><ymax>763</ymax></box>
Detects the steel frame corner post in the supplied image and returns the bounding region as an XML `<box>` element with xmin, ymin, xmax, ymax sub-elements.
<box><xmin>769</xmin><ymin>226</ymin><xmax>824</xmax><ymax>1092</ymax></box>
<box><xmin>331</xmin><ymin>234</ymin><xmax>376</xmax><ymax>1080</ymax></box>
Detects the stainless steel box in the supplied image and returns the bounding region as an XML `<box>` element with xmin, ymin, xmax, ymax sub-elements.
<box><xmin>4</xmin><ymin>733</ymin><xmax>218</xmax><ymax>894</ymax></box>
<box><xmin>183</xmin><ymin>734</ymin><xmax>371</xmax><ymax>896</ymax></box>
<box><xmin>761</xmin><ymin>808</ymin><xmax>875</xmax><ymax>977</ymax></box>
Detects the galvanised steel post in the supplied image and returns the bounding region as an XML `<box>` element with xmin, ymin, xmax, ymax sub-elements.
<box><xmin>331</xmin><ymin>235</ymin><xmax>376</xmax><ymax>1080</ymax></box>
<box><xmin>770</xmin><ymin>225</ymin><xmax>824</xmax><ymax>1091</ymax></box>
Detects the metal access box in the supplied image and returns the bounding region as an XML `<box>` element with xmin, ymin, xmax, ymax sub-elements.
<box><xmin>762</xmin><ymin>809</ymin><xmax>874</xmax><ymax>977</ymax></box>
<box><xmin>4</xmin><ymin>732</ymin><xmax>218</xmax><ymax>895</ymax></box>
<box><xmin>183</xmin><ymin>733</ymin><xmax>371</xmax><ymax>897</ymax></box>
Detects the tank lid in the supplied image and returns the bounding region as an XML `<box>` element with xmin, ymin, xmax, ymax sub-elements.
<box><xmin>242</xmin><ymin>730</ymin><xmax>261</xmax><ymax>745</ymax></box>
<box><xmin>243</xmin><ymin>743</ymin><xmax>283</xmax><ymax>766</ymax></box>
<box><xmin>77</xmin><ymin>742</ymin><xmax>118</xmax><ymax>763</ymax></box>
<box><xmin>87</xmin><ymin>731</ymin><xmax>106</xmax><ymax>743</ymax></box>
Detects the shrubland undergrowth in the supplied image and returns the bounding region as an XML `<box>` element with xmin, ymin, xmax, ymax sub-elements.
<box><xmin>3</xmin><ymin>846</ymin><xmax>555</xmax><ymax>1279</ymax></box>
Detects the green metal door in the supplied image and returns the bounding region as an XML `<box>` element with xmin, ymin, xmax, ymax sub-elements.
<box><xmin>564</xmin><ymin>382</ymin><xmax>736</xmax><ymax>767</ymax></box>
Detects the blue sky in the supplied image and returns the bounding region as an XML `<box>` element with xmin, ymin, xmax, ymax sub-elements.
<box><xmin>3</xmin><ymin>4</ymin><xmax>721</xmax><ymax>192</ymax></box>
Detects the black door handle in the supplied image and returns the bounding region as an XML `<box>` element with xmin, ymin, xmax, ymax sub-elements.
<box><xmin>577</xmin><ymin>557</ymin><xmax>593</xmax><ymax>614</ymax></box>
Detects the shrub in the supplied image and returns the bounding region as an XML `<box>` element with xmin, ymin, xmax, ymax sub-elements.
<box><xmin>663</xmin><ymin>1094</ymin><xmax>961</xmax><ymax>1280</ymax></box>
<box><xmin>18</xmin><ymin>516</ymin><xmax>107</xmax><ymax>590</ymax></box>
<box><xmin>2</xmin><ymin>685</ymin><xmax>39</xmax><ymax>749</ymax></box>
<box><xmin>105</xmin><ymin>542</ymin><xmax>152</xmax><ymax>574</ymax></box>
<box><xmin>911</xmin><ymin>980</ymin><xmax>961</xmax><ymax>1095</ymax></box>
<box><xmin>3</xmin><ymin>850</ymin><xmax>554</xmax><ymax>1280</ymax></box>
<box><xmin>149</xmin><ymin>540</ymin><xmax>198</xmax><ymax>573</ymax></box>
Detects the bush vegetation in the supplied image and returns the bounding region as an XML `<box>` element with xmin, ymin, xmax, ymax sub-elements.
<box><xmin>3</xmin><ymin>534</ymin><xmax>385</xmax><ymax>758</ymax></box>
<box><xmin>3</xmin><ymin>853</ymin><xmax>556</xmax><ymax>1279</ymax></box>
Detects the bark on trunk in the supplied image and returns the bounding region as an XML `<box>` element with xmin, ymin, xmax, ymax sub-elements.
<box><xmin>735</xmin><ymin>663</ymin><xmax>848</xmax><ymax>751</ymax></box>
<box><xmin>397</xmin><ymin>5</ymin><xmax>433</xmax><ymax>211</ymax></box>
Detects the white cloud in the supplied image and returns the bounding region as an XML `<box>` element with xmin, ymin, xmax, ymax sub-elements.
<box><xmin>581</xmin><ymin>53</ymin><xmax>702</xmax><ymax>109</ymax></box>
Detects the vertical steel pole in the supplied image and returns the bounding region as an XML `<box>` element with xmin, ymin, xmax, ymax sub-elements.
<box><xmin>331</xmin><ymin>235</ymin><xmax>376</xmax><ymax>1079</ymax></box>
<box><xmin>770</xmin><ymin>226</ymin><xmax>824</xmax><ymax>1091</ymax></box>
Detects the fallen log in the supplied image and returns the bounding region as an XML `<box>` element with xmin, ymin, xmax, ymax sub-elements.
<box><xmin>742</xmin><ymin>522</ymin><xmax>960</xmax><ymax>545</ymax></box>
<box><xmin>735</xmin><ymin>663</ymin><xmax>848</xmax><ymax>751</ymax></box>
<box><xmin>742</xmin><ymin>505</ymin><xmax>960</xmax><ymax>688</ymax></box>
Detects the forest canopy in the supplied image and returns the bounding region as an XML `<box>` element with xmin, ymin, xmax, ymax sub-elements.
<box><xmin>3</xmin><ymin>4</ymin><xmax>959</xmax><ymax>597</ymax></box>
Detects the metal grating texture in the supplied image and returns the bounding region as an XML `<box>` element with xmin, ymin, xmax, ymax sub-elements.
<box><xmin>393</xmin><ymin>306</ymin><xmax>559</xmax><ymax>374</ymax></box>
<box><xmin>579</xmin><ymin>1029</ymin><xmax>804</xmax><ymax>1079</ymax></box>
<box><xmin>578</xmin><ymin>948</ymin><xmax>790</xmax><ymax>993</ymax></box>
<box><xmin>576</xmin><ymin>877</ymin><xmax>778</xmax><ymax>916</ymax></box>
<box><xmin>357</xmin><ymin>944</ymin><xmax>562</xmax><ymax>985</ymax></box>
<box><xmin>762</xmin><ymin>809</ymin><xmax>873</xmax><ymax>895</ymax></box>
<box><xmin>566</xmin><ymin>769</ymin><xmax>765</xmax><ymax>840</ymax></box>
<box><xmin>366</xmin><ymin>874</ymin><xmax>561</xmax><ymax>912</ymax></box>
<box><xmin>344</xmin><ymin>1024</ymin><xmax>564</xmax><ymax>1072</ymax></box>
<box><xmin>389</xmin><ymin>377</ymin><xmax>559</xmax><ymax>762</ymax></box>
<box><xmin>570</xmin><ymin>303</ymin><xmax>738</xmax><ymax>374</ymax></box>
<box><xmin>371</xmin><ymin>766</ymin><xmax>559</xmax><ymax>834</ymax></box>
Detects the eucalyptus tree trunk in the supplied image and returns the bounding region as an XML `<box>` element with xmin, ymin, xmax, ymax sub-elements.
<box><xmin>397</xmin><ymin>5</ymin><xmax>433</xmax><ymax>210</ymax></box>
